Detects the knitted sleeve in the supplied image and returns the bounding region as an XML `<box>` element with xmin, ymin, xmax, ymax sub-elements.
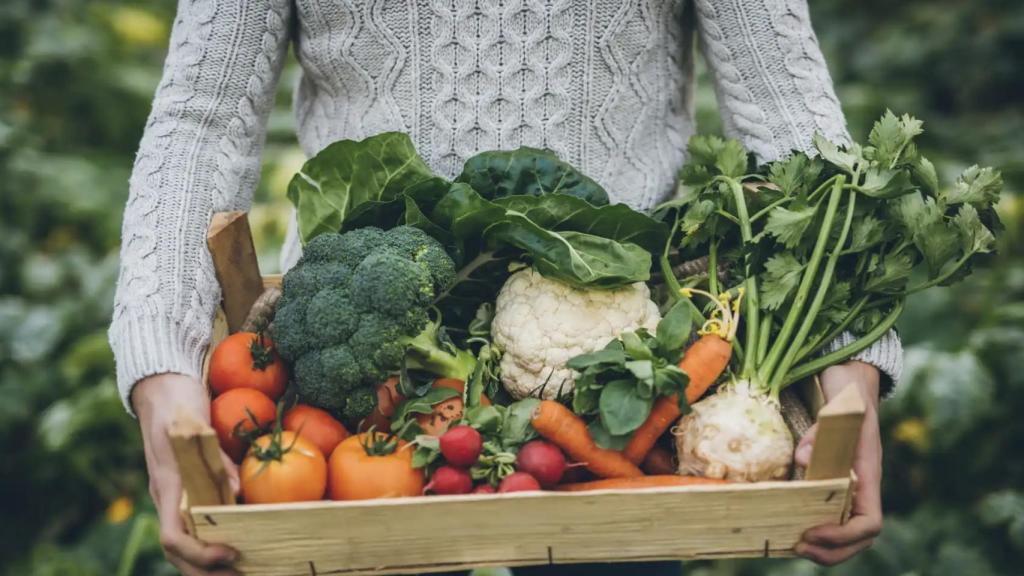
<box><xmin>109</xmin><ymin>0</ymin><xmax>293</xmax><ymax>414</ymax></box>
<box><xmin>695</xmin><ymin>0</ymin><xmax>903</xmax><ymax>391</ymax></box>
<box><xmin>694</xmin><ymin>0</ymin><xmax>850</xmax><ymax>161</ymax></box>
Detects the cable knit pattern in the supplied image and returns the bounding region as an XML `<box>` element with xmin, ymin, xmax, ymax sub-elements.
<box><xmin>112</xmin><ymin>0</ymin><xmax>902</xmax><ymax>414</ymax></box>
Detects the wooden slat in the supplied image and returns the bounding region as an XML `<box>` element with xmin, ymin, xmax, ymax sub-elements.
<box><xmin>207</xmin><ymin>211</ymin><xmax>263</xmax><ymax>333</ymax></box>
<box><xmin>805</xmin><ymin>384</ymin><xmax>865</xmax><ymax>480</ymax></box>
<box><xmin>189</xmin><ymin>478</ymin><xmax>850</xmax><ymax>576</ymax></box>
<box><xmin>168</xmin><ymin>410</ymin><xmax>235</xmax><ymax>512</ymax></box>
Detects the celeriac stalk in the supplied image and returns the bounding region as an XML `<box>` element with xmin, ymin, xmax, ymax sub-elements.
<box><xmin>756</xmin><ymin>176</ymin><xmax>846</xmax><ymax>386</ymax></box>
<box><xmin>769</xmin><ymin>186</ymin><xmax>857</xmax><ymax>393</ymax></box>
<box><xmin>720</xmin><ymin>177</ymin><xmax>761</xmax><ymax>379</ymax></box>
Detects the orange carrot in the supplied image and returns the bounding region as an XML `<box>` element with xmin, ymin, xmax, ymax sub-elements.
<box><xmin>555</xmin><ymin>475</ymin><xmax>729</xmax><ymax>492</ymax></box>
<box><xmin>641</xmin><ymin>445</ymin><xmax>677</xmax><ymax>475</ymax></box>
<box><xmin>623</xmin><ymin>333</ymin><xmax>733</xmax><ymax>464</ymax></box>
<box><xmin>531</xmin><ymin>400</ymin><xmax>643</xmax><ymax>479</ymax></box>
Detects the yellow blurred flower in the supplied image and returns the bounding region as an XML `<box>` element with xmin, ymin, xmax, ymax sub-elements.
<box><xmin>892</xmin><ymin>418</ymin><xmax>930</xmax><ymax>453</ymax></box>
<box><xmin>109</xmin><ymin>7</ymin><xmax>167</xmax><ymax>47</ymax></box>
<box><xmin>105</xmin><ymin>496</ymin><xmax>134</xmax><ymax>524</ymax></box>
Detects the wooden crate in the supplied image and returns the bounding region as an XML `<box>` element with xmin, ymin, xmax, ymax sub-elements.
<box><xmin>169</xmin><ymin>212</ymin><xmax>865</xmax><ymax>576</ymax></box>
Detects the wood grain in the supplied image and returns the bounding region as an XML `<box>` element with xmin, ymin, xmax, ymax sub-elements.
<box><xmin>168</xmin><ymin>410</ymin><xmax>235</xmax><ymax>510</ymax></box>
<box><xmin>181</xmin><ymin>273</ymin><xmax>859</xmax><ymax>574</ymax></box>
<box><xmin>207</xmin><ymin>211</ymin><xmax>263</xmax><ymax>333</ymax></box>
<box><xmin>806</xmin><ymin>384</ymin><xmax>866</xmax><ymax>481</ymax></box>
<box><xmin>190</xmin><ymin>478</ymin><xmax>850</xmax><ymax>576</ymax></box>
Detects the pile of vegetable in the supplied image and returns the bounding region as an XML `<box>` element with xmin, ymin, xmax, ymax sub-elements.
<box><xmin>205</xmin><ymin>112</ymin><xmax>1002</xmax><ymax>504</ymax></box>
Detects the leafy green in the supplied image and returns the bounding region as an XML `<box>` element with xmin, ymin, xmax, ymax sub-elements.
<box><xmin>760</xmin><ymin>253</ymin><xmax>804</xmax><ymax>310</ymax></box>
<box><xmin>456</xmin><ymin>147</ymin><xmax>610</xmax><ymax>205</ymax></box>
<box><xmin>433</xmin><ymin>184</ymin><xmax>653</xmax><ymax>288</ymax></box>
<box><xmin>569</xmin><ymin>320</ymin><xmax>691</xmax><ymax>441</ymax></box>
<box><xmin>763</xmin><ymin>204</ymin><xmax>817</xmax><ymax>248</ymax></box>
<box><xmin>286</xmin><ymin>132</ymin><xmax>441</xmax><ymax>243</ymax></box>
<box><xmin>658</xmin><ymin>112</ymin><xmax>1003</xmax><ymax>393</ymax></box>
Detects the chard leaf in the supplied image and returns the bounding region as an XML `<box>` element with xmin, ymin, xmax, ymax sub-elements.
<box><xmin>599</xmin><ymin>379</ymin><xmax>652</xmax><ymax>435</ymax></box>
<box><xmin>868</xmin><ymin>110</ymin><xmax>924</xmax><ymax>168</ymax></box>
<box><xmin>493</xmin><ymin>194</ymin><xmax>668</xmax><ymax>254</ymax></box>
<box><xmin>848</xmin><ymin>215</ymin><xmax>886</xmax><ymax>252</ymax></box>
<box><xmin>760</xmin><ymin>253</ymin><xmax>804</xmax><ymax>310</ymax></box>
<box><xmin>764</xmin><ymin>204</ymin><xmax>818</xmax><ymax>248</ymax></box>
<box><xmin>433</xmin><ymin>184</ymin><xmax>651</xmax><ymax>288</ymax></box>
<box><xmin>813</xmin><ymin>133</ymin><xmax>860</xmax><ymax>173</ymax></box>
<box><xmin>944</xmin><ymin>165</ymin><xmax>1003</xmax><ymax>205</ymax></box>
<box><xmin>865</xmin><ymin>252</ymin><xmax>914</xmax><ymax>292</ymax></box>
<box><xmin>456</xmin><ymin>147</ymin><xmax>609</xmax><ymax>205</ymax></box>
<box><xmin>953</xmin><ymin>204</ymin><xmax>996</xmax><ymax>255</ymax></box>
<box><xmin>287</xmin><ymin>132</ymin><xmax>440</xmax><ymax>243</ymax></box>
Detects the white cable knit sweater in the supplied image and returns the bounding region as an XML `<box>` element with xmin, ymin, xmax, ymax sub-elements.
<box><xmin>110</xmin><ymin>0</ymin><xmax>902</xmax><ymax>412</ymax></box>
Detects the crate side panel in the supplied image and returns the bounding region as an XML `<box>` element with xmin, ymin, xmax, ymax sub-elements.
<box><xmin>192</xmin><ymin>480</ymin><xmax>848</xmax><ymax>576</ymax></box>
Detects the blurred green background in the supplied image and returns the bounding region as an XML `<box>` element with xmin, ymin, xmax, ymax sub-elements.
<box><xmin>1</xmin><ymin>1</ymin><xmax>1021</xmax><ymax>574</ymax></box>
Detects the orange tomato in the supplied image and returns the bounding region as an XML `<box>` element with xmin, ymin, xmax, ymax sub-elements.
<box><xmin>328</xmin><ymin>432</ymin><xmax>424</xmax><ymax>500</ymax></box>
<box><xmin>209</xmin><ymin>331</ymin><xmax>288</xmax><ymax>400</ymax></box>
<box><xmin>211</xmin><ymin>388</ymin><xmax>276</xmax><ymax>462</ymax></box>
<box><xmin>241</xmin><ymin>431</ymin><xmax>327</xmax><ymax>504</ymax></box>
<box><xmin>283</xmin><ymin>404</ymin><xmax>349</xmax><ymax>457</ymax></box>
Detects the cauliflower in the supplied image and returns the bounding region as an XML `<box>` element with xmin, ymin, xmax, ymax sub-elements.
<box><xmin>491</xmin><ymin>267</ymin><xmax>661</xmax><ymax>399</ymax></box>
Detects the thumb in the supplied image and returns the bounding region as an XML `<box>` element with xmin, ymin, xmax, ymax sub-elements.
<box><xmin>221</xmin><ymin>450</ymin><xmax>241</xmax><ymax>496</ymax></box>
<box><xmin>794</xmin><ymin>423</ymin><xmax>817</xmax><ymax>468</ymax></box>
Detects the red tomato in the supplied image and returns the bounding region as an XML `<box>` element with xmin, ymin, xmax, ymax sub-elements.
<box><xmin>211</xmin><ymin>388</ymin><xmax>276</xmax><ymax>462</ymax></box>
<box><xmin>209</xmin><ymin>332</ymin><xmax>287</xmax><ymax>400</ymax></box>
<box><xmin>283</xmin><ymin>405</ymin><xmax>349</xmax><ymax>457</ymax></box>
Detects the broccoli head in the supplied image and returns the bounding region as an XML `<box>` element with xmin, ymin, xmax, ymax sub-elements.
<box><xmin>273</xmin><ymin>226</ymin><xmax>472</xmax><ymax>423</ymax></box>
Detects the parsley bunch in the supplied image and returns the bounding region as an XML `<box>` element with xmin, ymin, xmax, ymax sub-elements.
<box><xmin>656</xmin><ymin>111</ymin><xmax>1003</xmax><ymax>396</ymax></box>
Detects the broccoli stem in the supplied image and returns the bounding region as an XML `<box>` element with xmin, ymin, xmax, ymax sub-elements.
<box><xmin>782</xmin><ymin>300</ymin><xmax>905</xmax><ymax>387</ymax></box>
<box><xmin>404</xmin><ymin>319</ymin><xmax>477</xmax><ymax>381</ymax></box>
<box><xmin>757</xmin><ymin>176</ymin><xmax>845</xmax><ymax>387</ymax></box>
<box><xmin>770</xmin><ymin>184</ymin><xmax>857</xmax><ymax>393</ymax></box>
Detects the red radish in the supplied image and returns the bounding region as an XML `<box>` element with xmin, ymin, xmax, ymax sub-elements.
<box><xmin>472</xmin><ymin>484</ymin><xmax>496</xmax><ymax>494</ymax></box>
<box><xmin>439</xmin><ymin>425</ymin><xmax>483</xmax><ymax>468</ymax></box>
<box><xmin>424</xmin><ymin>465</ymin><xmax>473</xmax><ymax>495</ymax></box>
<box><xmin>498</xmin><ymin>472</ymin><xmax>542</xmax><ymax>493</ymax></box>
<box><xmin>515</xmin><ymin>440</ymin><xmax>568</xmax><ymax>488</ymax></box>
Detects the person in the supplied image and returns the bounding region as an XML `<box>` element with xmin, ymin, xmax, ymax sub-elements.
<box><xmin>110</xmin><ymin>1</ymin><xmax>902</xmax><ymax>575</ymax></box>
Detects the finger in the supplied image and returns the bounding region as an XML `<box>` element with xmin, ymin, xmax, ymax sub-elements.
<box><xmin>795</xmin><ymin>538</ymin><xmax>874</xmax><ymax>566</ymax></box>
<box><xmin>157</xmin><ymin>487</ymin><xmax>238</xmax><ymax>568</ymax></box>
<box><xmin>802</xmin><ymin>514</ymin><xmax>882</xmax><ymax>547</ymax></box>
<box><xmin>168</xmin><ymin>554</ymin><xmax>241</xmax><ymax>576</ymax></box>
<box><xmin>161</xmin><ymin>526</ymin><xmax>239</xmax><ymax>568</ymax></box>
<box><xmin>794</xmin><ymin>423</ymin><xmax>817</xmax><ymax>467</ymax></box>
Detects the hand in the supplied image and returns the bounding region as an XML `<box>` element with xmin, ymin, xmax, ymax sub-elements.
<box><xmin>793</xmin><ymin>361</ymin><xmax>883</xmax><ymax>566</ymax></box>
<box><xmin>133</xmin><ymin>373</ymin><xmax>241</xmax><ymax>576</ymax></box>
